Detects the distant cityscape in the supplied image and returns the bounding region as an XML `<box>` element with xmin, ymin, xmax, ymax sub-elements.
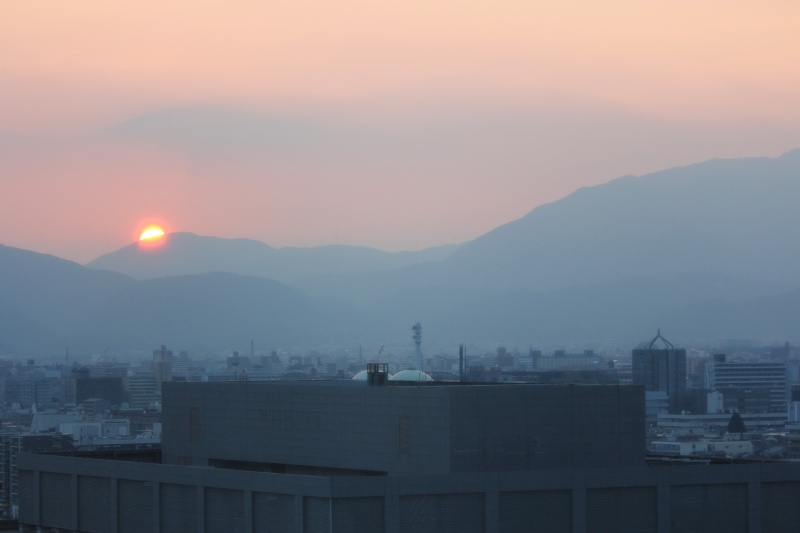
<box><xmin>2</xmin><ymin>327</ymin><xmax>800</xmax><ymax>531</ymax></box>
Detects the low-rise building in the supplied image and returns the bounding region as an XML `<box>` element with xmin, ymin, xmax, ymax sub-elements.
<box><xmin>657</xmin><ymin>412</ymin><xmax>787</xmax><ymax>435</ymax></box>
<box><xmin>704</xmin><ymin>354</ymin><xmax>787</xmax><ymax>412</ymax></box>
<box><xmin>649</xmin><ymin>439</ymin><xmax>753</xmax><ymax>457</ymax></box>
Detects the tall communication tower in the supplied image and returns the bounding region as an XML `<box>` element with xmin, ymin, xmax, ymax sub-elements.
<box><xmin>412</xmin><ymin>322</ymin><xmax>423</xmax><ymax>371</ymax></box>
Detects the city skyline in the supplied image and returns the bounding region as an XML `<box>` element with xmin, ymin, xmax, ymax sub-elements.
<box><xmin>2</xmin><ymin>1</ymin><xmax>800</xmax><ymax>262</ymax></box>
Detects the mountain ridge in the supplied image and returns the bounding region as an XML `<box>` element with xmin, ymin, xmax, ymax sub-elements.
<box><xmin>85</xmin><ymin>148</ymin><xmax>800</xmax><ymax>296</ymax></box>
<box><xmin>1</xmin><ymin>243</ymin><xmax>798</xmax><ymax>354</ymax></box>
<box><xmin>87</xmin><ymin>232</ymin><xmax>461</xmax><ymax>282</ymax></box>
<box><xmin>3</xmin><ymin>149</ymin><xmax>800</xmax><ymax>353</ymax></box>
<box><xmin>435</xmin><ymin>148</ymin><xmax>800</xmax><ymax>290</ymax></box>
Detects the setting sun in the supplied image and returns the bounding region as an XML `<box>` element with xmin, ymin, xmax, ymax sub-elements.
<box><xmin>138</xmin><ymin>225</ymin><xmax>167</xmax><ymax>250</ymax></box>
<box><xmin>139</xmin><ymin>226</ymin><xmax>165</xmax><ymax>241</ymax></box>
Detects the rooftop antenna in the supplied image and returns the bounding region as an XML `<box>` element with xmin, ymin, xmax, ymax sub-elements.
<box><xmin>459</xmin><ymin>344</ymin><xmax>465</xmax><ymax>382</ymax></box>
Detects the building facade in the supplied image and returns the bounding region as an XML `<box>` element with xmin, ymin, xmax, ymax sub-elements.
<box><xmin>703</xmin><ymin>354</ymin><xmax>787</xmax><ymax>413</ymax></box>
<box><xmin>15</xmin><ymin>379</ymin><xmax>800</xmax><ymax>532</ymax></box>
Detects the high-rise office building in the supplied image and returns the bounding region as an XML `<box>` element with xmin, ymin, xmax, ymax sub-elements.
<box><xmin>632</xmin><ymin>330</ymin><xmax>687</xmax><ymax>414</ymax></box>
<box><xmin>153</xmin><ymin>345</ymin><xmax>174</xmax><ymax>393</ymax></box>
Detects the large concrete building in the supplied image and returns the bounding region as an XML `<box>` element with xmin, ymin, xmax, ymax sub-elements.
<box><xmin>161</xmin><ymin>379</ymin><xmax>643</xmax><ymax>475</ymax></box>
<box><xmin>15</xmin><ymin>374</ymin><xmax>800</xmax><ymax>532</ymax></box>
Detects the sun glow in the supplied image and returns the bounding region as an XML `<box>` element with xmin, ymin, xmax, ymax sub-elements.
<box><xmin>139</xmin><ymin>226</ymin><xmax>165</xmax><ymax>241</ymax></box>
<box><xmin>138</xmin><ymin>225</ymin><xmax>167</xmax><ymax>250</ymax></box>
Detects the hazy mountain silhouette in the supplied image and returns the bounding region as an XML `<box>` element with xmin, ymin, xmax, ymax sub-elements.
<box><xmin>1</xmin><ymin>242</ymin><xmax>799</xmax><ymax>354</ymax></box>
<box><xmin>353</xmin><ymin>271</ymin><xmax>793</xmax><ymax>346</ymax></box>
<box><xmin>0</xmin><ymin>300</ymin><xmax>61</xmax><ymax>354</ymax></box>
<box><xmin>61</xmin><ymin>268</ymin><xmax>800</xmax><ymax>351</ymax></box>
<box><xmin>0</xmin><ymin>245</ymin><xmax>133</xmax><ymax>333</ymax></box>
<box><xmin>87</xmin><ymin>232</ymin><xmax>459</xmax><ymax>282</ymax></box>
<box><xmin>286</xmin><ymin>149</ymin><xmax>800</xmax><ymax>304</ymax></box>
<box><xmin>434</xmin><ymin>149</ymin><xmax>800</xmax><ymax>291</ymax></box>
<box><xmin>4</xmin><ymin>149</ymin><xmax>800</xmax><ymax>353</ymax></box>
<box><xmin>87</xmin><ymin>150</ymin><xmax>800</xmax><ymax>301</ymax></box>
<box><xmin>91</xmin><ymin>272</ymin><xmax>329</xmax><ymax>350</ymax></box>
<box><xmin>661</xmin><ymin>288</ymin><xmax>800</xmax><ymax>342</ymax></box>
<box><xmin>0</xmin><ymin>244</ymin><xmax>135</xmax><ymax>353</ymax></box>
<box><xmin>0</xmin><ymin>244</ymin><xmax>345</xmax><ymax>353</ymax></box>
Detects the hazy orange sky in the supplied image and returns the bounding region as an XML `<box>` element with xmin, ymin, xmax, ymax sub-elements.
<box><xmin>2</xmin><ymin>1</ymin><xmax>799</xmax><ymax>262</ymax></box>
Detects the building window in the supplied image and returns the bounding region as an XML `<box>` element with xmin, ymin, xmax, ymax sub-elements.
<box><xmin>399</xmin><ymin>416</ymin><xmax>411</xmax><ymax>454</ymax></box>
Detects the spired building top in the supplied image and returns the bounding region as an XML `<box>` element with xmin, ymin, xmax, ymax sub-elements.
<box><xmin>646</xmin><ymin>329</ymin><xmax>673</xmax><ymax>350</ymax></box>
<box><xmin>632</xmin><ymin>330</ymin><xmax>687</xmax><ymax>414</ymax></box>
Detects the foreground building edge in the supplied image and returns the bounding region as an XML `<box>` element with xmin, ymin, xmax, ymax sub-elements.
<box><xmin>15</xmin><ymin>380</ymin><xmax>800</xmax><ymax>532</ymax></box>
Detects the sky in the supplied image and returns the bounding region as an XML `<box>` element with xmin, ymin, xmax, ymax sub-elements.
<box><xmin>2</xmin><ymin>1</ymin><xmax>799</xmax><ymax>263</ymax></box>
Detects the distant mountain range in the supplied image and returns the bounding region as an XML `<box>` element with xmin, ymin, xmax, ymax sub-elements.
<box><xmin>2</xmin><ymin>149</ymin><xmax>800</xmax><ymax>354</ymax></box>
<box><xmin>273</xmin><ymin>148</ymin><xmax>800</xmax><ymax>304</ymax></box>
<box><xmin>88</xmin><ymin>232</ymin><xmax>460</xmax><ymax>283</ymax></box>
<box><xmin>0</xmin><ymin>245</ymin><xmax>133</xmax><ymax>353</ymax></box>
<box><xmin>440</xmin><ymin>148</ymin><xmax>800</xmax><ymax>290</ymax></box>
